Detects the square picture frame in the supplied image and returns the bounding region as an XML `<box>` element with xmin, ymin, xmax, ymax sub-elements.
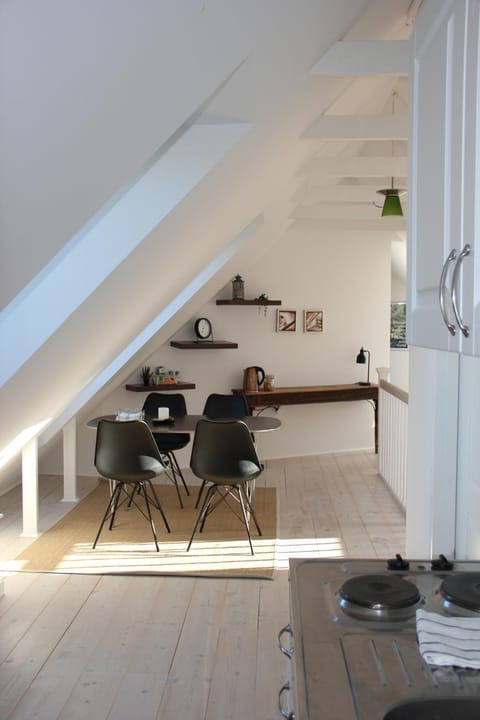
<box><xmin>276</xmin><ymin>309</ymin><xmax>297</xmax><ymax>332</ymax></box>
<box><xmin>304</xmin><ymin>309</ymin><xmax>324</xmax><ymax>333</ymax></box>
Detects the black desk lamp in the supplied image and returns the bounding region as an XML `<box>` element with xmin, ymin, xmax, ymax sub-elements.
<box><xmin>356</xmin><ymin>347</ymin><xmax>371</xmax><ymax>386</ymax></box>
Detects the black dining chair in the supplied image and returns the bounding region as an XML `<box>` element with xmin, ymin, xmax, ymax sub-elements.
<box><xmin>187</xmin><ymin>419</ymin><xmax>263</xmax><ymax>556</ymax></box>
<box><xmin>92</xmin><ymin>419</ymin><xmax>171</xmax><ymax>552</ymax></box>
<box><xmin>202</xmin><ymin>392</ymin><xmax>250</xmax><ymax>419</ymax></box>
<box><xmin>195</xmin><ymin>393</ymin><xmax>251</xmax><ymax>508</ymax></box>
<box><xmin>142</xmin><ymin>392</ymin><xmax>190</xmax><ymax>508</ymax></box>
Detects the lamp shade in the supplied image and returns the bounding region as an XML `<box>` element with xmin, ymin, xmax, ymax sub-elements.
<box><xmin>356</xmin><ymin>346</ymin><xmax>371</xmax><ymax>385</ymax></box>
<box><xmin>375</xmin><ymin>187</ymin><xmax>404</xmax><ymax>217</ymax></box>
<box><xmin>381</xmin><ymin>190</ymin><xmax>403</xmax><ymax>216</ymax></box>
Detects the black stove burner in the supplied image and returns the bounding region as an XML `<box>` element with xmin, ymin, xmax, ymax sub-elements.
<box><xmin>441</xmin><ymin>573</ymin><xmax>480</xmax><ymax>611</ymax></box>
<box><xmin>340</xmin><ymin>574</ymin><xmax>421</xmax><ymax>610</ymax></box>
<box><xmin>337</xmin><ymin>573</ymin><xmax>423</xmax><ymax>622</ymax></box>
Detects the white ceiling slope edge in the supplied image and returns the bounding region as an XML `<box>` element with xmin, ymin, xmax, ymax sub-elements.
<box><xmin>0</xmin><ymin>0</ymin><xmax>417</xmax><ymax>472</ymax></box>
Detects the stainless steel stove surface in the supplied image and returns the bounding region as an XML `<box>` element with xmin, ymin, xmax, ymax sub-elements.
<box><xmin>288</xmin><ymin>557</ymin><xmax>480</xmax><ymax>720</ymax></box>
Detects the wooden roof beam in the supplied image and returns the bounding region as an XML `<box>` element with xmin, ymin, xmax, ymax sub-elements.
<box><xmin>310</xmin><ymin>40</ymin><xmax>410</xmax><ymax>76</ymax></box>
<box><xmin>303</xmin><ymin>112</ymin><xmax>408</xmax><ymax>140</ymax></box>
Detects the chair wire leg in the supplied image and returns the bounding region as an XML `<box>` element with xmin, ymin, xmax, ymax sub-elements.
<box><xmin>194</xmin><ymin>479</ymin><xmax>206</xmax><ymax>508</ymax></box>
<box><xmin>146</xmin><ymin>480</ymin><xmax>171</xmax><ymax>533</ymax></box>
<box><xmin>139</xmin><ymin>482</ymin><xmax>160</xmax><ymax>552</ymax></box>
<box><xmin>240</xmin><ymin>484</ymin><xmax>262</xmax><ymax>537</ymax></box>
<box><xmin>170</xmin><ymin>452</ymin><xmax>190</xmax><ymax>495</ymax></box>
<box><xmin>161</xmin><ymin>453</ymin><xmax>184</xmax><ymax>509</ymax></box>
<box><xmin>236</xmin><ymin>486</ymin><xmax>255</xmax><ymax>555</ymax></box>
<box><xmin>93</xmin><ymin>482</ymin><xmax>122</xmax><ymax>549</ymax></box>
<box><xmin>187</xmin><ymin>485</ymin><xmax>215</xmax><ymax>551</ymax></box>
<box><xmin>108</xmin><ymin>482</ymin><xmax>123</xmax><ymax>530</ymax></box>
<box><xmin>198</xmin><ymin>486</ymin><xmax>220</xmax><ymax>533</ymax></box>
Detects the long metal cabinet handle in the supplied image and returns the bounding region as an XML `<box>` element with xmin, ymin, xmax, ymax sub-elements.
<box><xmin>451</xmin><ymin>243</ymin><xmax>471</xmax><ymax>338</ymax></box>
<box><xmin>438</xmin><ymin>249</ymin><xmax>457</xmax><ymax>335</ymax></box>
<box><xmin>278</xmin><ymin>682</ymin><xmax>295</xmax><ymax>720</ymax></box>
<box><xmin>278</xmin><ymin>624</ymin><xmax>294</xmax><ymax>659</ymax></box>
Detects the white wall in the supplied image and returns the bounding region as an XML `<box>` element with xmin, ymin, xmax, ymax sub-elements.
<box><xmin>40</xmin><ymin>226</ymin><xmax>392</xmax><ymax>476</ymax></box>
<box><xmin>390</xmin><ymin>349</ymin><xmax>409</xmax><ymax>390</ymax></box>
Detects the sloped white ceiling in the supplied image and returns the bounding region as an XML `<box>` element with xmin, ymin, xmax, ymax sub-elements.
<box><xmin>0</xmin><ymin>0</ymin><xmax>418</xmax><ymax>470</ymax></box>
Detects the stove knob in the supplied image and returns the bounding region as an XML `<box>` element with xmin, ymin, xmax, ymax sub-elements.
<box><xmin>387</xmin><ymin>553</ymin><xmax>410</xmax><ymax>570</ymax></box>
<box><xmin>431</xmin><ymin>554</ymin><xmax>453</xmax><ymax>571</ymax></box>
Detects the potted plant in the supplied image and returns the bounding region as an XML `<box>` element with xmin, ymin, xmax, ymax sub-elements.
<box><xmin>140</xmin><ymin>366</ymin><xmax>151</xmax><ymax>386</ymax></box>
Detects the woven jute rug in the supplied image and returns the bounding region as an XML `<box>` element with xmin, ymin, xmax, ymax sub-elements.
<box><xmin>11</xmin><ymin>483</ymin><xmax>277</xmax><ymax>579</ymax></box>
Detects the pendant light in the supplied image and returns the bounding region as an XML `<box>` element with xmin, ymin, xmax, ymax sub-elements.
<box><xmin>376</xmin><ymin>182</ymin><xmax>405</xmax><ymax>216</ymax></box>
<box><xmin>375</xmin><ymin>92</ymin><xmax>406</xmax><ymax>217</ymax></box>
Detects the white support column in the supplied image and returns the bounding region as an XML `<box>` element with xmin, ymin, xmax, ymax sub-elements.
<box><xmin>62</xmin><ymin>417</ymin><xmax>78</xmax><ymax>502</ymax></box>
<box><xmin>21</xmin><ymin>437</ymin><xmax>39</xmax><ymax>537</ymax></box>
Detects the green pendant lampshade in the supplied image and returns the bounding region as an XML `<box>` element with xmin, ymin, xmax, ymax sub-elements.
<box><xmin>380</xmin><ymin>189</ymin><xmax>404</xmax><ymax>216</ymax></box>
<box><xmin>375</xmin><ymin>182</ymin><xmax>405</xmax><ymax>217</ymax></box>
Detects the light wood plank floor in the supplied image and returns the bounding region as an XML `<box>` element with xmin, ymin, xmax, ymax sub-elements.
<box><xmin>0</xmin><ymin>452</ymin><xmax>405</xmax><ymax>720</ymax></box>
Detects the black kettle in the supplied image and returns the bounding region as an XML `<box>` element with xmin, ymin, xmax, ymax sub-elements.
<box><xmin>243</xmin><ymin>366</ymin><xmax>265</xmax><ymax>392</ymax></box>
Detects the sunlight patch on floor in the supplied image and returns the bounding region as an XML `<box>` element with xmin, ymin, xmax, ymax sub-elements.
<box><xmin>6</xmin><ymin>537</ymin><xmax>277</xmax><ymax>574</ymax></box>
<box><xmin>4</xmin><ymin>535</ymin><xmax>347</xmax><ymax>575</ymax></box>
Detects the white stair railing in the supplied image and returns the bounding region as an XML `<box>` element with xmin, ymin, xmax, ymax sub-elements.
<box><xmin>378</xmin><ymin>379</ymin><xmax>408</xmax><ymax>509</ymax></box>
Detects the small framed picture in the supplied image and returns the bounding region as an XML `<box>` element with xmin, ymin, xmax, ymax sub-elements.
<box><xmin>276</xmin><ymin>309</ymin><xmax>297</xmax><ymax>332</ymax></box>
<box><xmin>304</xmin><ymin>309</ymin><xmax>324</xmax><ymax>333</ymax></box>
<box><xmin>390</xmin><ymin>302</ymin><xmax>407</xmax><ymax>348</ymax></box>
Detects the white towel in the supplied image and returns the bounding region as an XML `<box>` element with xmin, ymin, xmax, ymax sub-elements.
<box><xmin>416</xmin><ymin>608</ymin><xmax>480</xmax><ymax>669</ymax></box>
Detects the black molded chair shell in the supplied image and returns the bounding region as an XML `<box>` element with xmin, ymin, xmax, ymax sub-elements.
<box><xmin>93</xmin><ymin>419</ymin><xmax>170</xmax><ymax>551</ymax></box>
<box><xmin>188</xmin><ymin>419</ymin><xmax>263</xmax><ymax>555</ymax></box>
<box><xmin>142</xmin><ymin>393</ymin><xmax>190</xmax><ymax>451</ymax></box>
<box><xmin>142</xmin><ymin>392</ymin><xmax>190</xmax><ymax>506</ymax></box>
<box><xmin>94</xmin><ymin>418</ymin><xmax>166</xmax><ymax>481</ymax></box>
<box><xmin>190</xmin><ymin>419</ymin><xmax>262</xmax><ymax>485</ymax></box>
<box><xmin>202</xmin><ymin>393</ymin><xmax>250</xmax><ymax>419</ymax></box>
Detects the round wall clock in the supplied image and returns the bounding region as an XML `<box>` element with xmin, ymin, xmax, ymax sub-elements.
<box><xmin>194</xmin><ymin>317</ymin><xmax>213</xmax><ymax>340</ymax></box>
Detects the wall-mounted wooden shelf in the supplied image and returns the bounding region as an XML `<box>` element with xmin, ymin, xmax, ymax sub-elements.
<box><xmin>126</xmin><ymin>382</ymin><xmax>196</xmax><ymax>392</ymax></box>
<box><xmin>170</xmin><ymin>341</ymin><xmax>238</xmax><ymax>349</ymax></box>
<box><xmin>216</xmin><ymin>299</ymin><xmax>282</xmax><ymax>306</ymax></box>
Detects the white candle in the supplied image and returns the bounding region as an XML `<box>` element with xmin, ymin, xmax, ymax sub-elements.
<box><xmin>157</xmin><ymin>407</ymin><xmax>169</xmax><ymax>420</ymax></box>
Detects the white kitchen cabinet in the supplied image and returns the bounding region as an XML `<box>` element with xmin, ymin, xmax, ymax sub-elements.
<box><xmin>409</xmin><ymin>0</ymin><xmax>480</xmax><ymax>354</ymax></box>
<box><xmin>407</xmin><ymin>0</ymin><xmax>480</xmax><ymax>561</ymax></box>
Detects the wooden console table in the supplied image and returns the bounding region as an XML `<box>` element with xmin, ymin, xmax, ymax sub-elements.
<box><xmin>233</xmin><ymin>383</ymin><xmax>379</xmax><ymax>453</ymax></box>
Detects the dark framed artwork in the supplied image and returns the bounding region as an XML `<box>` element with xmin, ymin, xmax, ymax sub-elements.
<box><xmin>304</xmin><ymin>309</ymin><xmax>324</xmax><ymax>333</ymax></box>
<box><xmin>390</xmin><ymin>302</ymin><xmax>407</xmax><ymax>348</ymax></box>
<box><xmin>276</xmin><ymin>309</ymin><xmax>297</xmax><ymax>332</ymax></box>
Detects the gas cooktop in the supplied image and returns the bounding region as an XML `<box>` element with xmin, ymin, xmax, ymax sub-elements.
<box><xmin>288</xmin><ymin>557</ymin><xmax>480</xmax><ymax>720</ymax></box>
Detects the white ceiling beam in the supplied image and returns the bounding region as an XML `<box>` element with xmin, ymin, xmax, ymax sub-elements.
<box><xmin>289</xmin><ymin>217</ymin><xmax>407</xmax><ymax>233</ymax></box>
<box><xmin>303</xmin><ymin>113</ymin><xmax>408</xmax><ymax>140</ymax></box>
<box><xmin>295</xmin><ymin>183</ymin><xmax>408</xmax><ymax>204</ymax></box>
<box><xmin>310</xmin><ymin>40</ymin><xmax>410</xmax><ymax>76</ymax></box>
<box><xmin>300</xmin><ymin>156</ymin><xmax>408</xmax><ymax>178</ymax></box>
<box><xmin>292</xmin><ymin>202</ymin><xmax>407</xmax><ymax>221</ymax></box>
